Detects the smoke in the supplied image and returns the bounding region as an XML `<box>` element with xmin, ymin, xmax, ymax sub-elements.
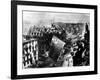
<box><xmin>23</xmin><ymin>11</ymin><xmax>90</xmax><ymax>34</ymax></box>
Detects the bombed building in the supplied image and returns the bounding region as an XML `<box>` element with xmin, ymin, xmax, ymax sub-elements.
<box><xmin>22</xmin><ymin>22</ymin><xmax>90</xmax><ymax>68</ymax></box>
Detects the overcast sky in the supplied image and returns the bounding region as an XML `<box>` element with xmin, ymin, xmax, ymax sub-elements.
<box><xmin>23</xmin><ymin>11</ymin><xmax>90</xmax><ymax>34</ymax></box>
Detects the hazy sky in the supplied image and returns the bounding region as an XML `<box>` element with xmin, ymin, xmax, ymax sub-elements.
<box><xmin>23</xmin><ymin>11</ymin><xmax>90</xmax><ymax>34</ymax></box>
